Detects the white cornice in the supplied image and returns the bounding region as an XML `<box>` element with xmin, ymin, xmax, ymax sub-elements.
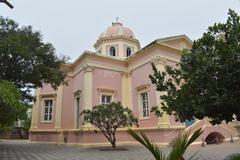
<box><xmin>64</xmin><ymin>35</ymin><xmax>192</xmax><ymax>76</ymax></box>
<box><xmin>94</xmin><ymin>35</ymin><xmax>141</xmax><ymax>49</ymax></box>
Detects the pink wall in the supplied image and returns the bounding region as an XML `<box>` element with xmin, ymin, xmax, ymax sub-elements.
<box><xmin>92</xmin><ymin>68</ymin><xmax>122</xmax><ymax>106</ymax></box>
<box><xmin>36</xmin><ymin>47</ymin><xmax>181</xmax><ymax>130</ymax></box>
<box><xmin>30</xmin><ymin>128</ymin><xmax>182</xmax><ymax>144</ymax></box>
<box><xmin>72</xmin><ymin>71</ymin><xmax>84</xmax><ymax>92</ymax></box>
<box><xmin>37</xmin><ymin>71</ymin><xmax>84</xmax><ymax>130</ymax></box>
<box><xmin>30</xmin><ymin>132</ymin><xmax>58</xmax><ymax>142</ymax></box>
<box><xmin>61</xmin><ymin>77</ymin><xmax>75</xmax><ymax>129</ymax></box>
<box><xmin>131</xmin><ymin>62</ymin><xmax>158</xmax><ymax>128</ymax></box>
<box><xmin>30</xmin><ymin>124</ymin><xmax>237</xmax><ymax>145</ymax></box>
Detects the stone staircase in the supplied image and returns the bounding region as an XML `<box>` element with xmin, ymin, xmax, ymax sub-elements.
<box><xmin>168</xmin><ymin>118</ymin><xmax>240</xmax><ymax>146</ymax></box>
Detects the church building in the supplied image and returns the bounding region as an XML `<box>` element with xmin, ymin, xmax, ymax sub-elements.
<box><xmin>30</xmin><ymin>21</ymin><xmax>239</xmax><ymax>145</ymax></box>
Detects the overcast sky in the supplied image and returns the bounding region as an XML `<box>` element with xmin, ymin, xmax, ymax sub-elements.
<box><xmin>1</xmin><ymin>0</ymin><xmax>240</xmax><ymax>61</ymax></box>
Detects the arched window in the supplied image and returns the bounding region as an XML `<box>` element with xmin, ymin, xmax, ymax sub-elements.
<box><xmin>126</xmin><ymin>47</ymin><xmax>131</xmax><ymax>57</ymax></box>
<box><xmin>109</xmin><ymin>46</ymin><xmax>116</xmax><ymax>56</ymax></box>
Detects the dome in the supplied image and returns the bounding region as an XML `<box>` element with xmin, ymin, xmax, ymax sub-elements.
<box><xmin>94</xmin><ymin>21</ymin><xmax>141</xmax><ymax>58</ymax></box>
<box><xmin>98</xmin><ymin>22</ymin><xmax>135</xmax><ymax>39</ymax></box>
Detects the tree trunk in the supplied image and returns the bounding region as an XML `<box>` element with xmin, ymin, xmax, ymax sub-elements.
<box><xmin>111</xmin><ymin>132</ymin><xmax>116</xmax><ymax>149</ymax></box>
<box><xmin>101</xmin><ymin>130</ymin><xmax>117</xmax><ymax>149</ymax></box>
<box><xmin>111</xmin><ymin>140</ymin><xmax>116</xmax><ymax>149</ymax></box>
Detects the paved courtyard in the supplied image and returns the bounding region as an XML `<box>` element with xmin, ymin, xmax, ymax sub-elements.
<box><xmin>0</xmin><ymin>140</ymin><xmax>240</xmax><ymax>160</ymax></box>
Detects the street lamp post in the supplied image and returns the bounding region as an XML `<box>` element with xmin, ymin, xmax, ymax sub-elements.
<box><xmin>0</xmin><ymin>0</ymin><xmax>14</xmax><ymax>9</ymax></box>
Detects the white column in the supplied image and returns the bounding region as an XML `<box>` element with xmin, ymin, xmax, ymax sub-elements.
<box><xmin>81</xmin><ymin>65</ymin><xmax>94</xmax><ymax>129</ymax></box>
<box><xmin>153</xmin><ymin>57</ymin><xmax>171</xmax><ymax>128</ymax></box>
<box><xmin>31</xmin><ymin>88</ymin><xmax>41</xmax><ymax>130</ymax></box>
<box><xmin>82</xmin><ymin>65</ymin><xmax>93</xmax><ymax>110</ymax></box>
<box><xmin>121</xmin><ymin>71</ymin><xmax>133</xmax><ymax>110</ymax></box>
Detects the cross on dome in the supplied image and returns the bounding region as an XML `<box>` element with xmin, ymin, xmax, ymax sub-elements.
<box><xmin>116</xmin><ymin>17</ymin><xmax>119</xmax><ymax>23</ymax></box>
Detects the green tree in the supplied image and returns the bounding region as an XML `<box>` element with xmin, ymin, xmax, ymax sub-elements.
<box><xmin>81</xmin><ymin>102</ymin><xmax>138</xmax><ymax>148</ymax></box>
<box><xmin>0</xmin><ymin>80</ymin><xmax>28</xmax><ymax>128</ymax></box>
<box><xmin>0</xmin><ymin>16</ymin><xmax>67</xmax><ymax>101</ymax></box>
<box><xmin>149</xmin><ymin>9</ymin><xmax>240</xmax><ymax>125</ymax></box>
<box><xmin>0</xmin><ymin>16</ymin><xmax>67</xmax><ymax>128</ymax></box>
<box><xmin>21</xmin><ymin>112</ymin><xmax>32</xmax><ymax>132</ymax></box>
<box><xmin>128</xmin><ymin>128</ymin><xmax>203</xmax><ymax>160</ymax></box>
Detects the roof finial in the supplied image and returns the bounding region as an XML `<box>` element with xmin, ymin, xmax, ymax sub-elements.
<box><xmin>112</xmin><ymin>17</ymin><xmax>122</xmax><ymax>26</ymax></box>
<box><xmin>116</xmin><ymin>17</ymin><xmax>119</xmax><ymax>22</ymax></box>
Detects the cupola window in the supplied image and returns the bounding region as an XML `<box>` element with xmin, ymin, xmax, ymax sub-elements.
<box><xmin>126</xmin><ymin>47</ymin><xmax>131</xmax><ymax>57</ymax></box>
<box><xmin>109</xmin><ymin>46</ymin><xmax>116</xmax><ymax>56</ymax></box>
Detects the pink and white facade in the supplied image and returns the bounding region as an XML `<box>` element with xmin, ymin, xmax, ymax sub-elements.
<box><xmin>30</xmin><ymin>22</ymin><xmax>239</xmax><ymax>146</ymax></box>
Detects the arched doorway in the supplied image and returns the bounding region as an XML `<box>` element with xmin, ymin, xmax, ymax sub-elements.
<box><xmin>205</xmin><ymin>132</ymin><xmax>225</xmax><ymax>144</ymax></box>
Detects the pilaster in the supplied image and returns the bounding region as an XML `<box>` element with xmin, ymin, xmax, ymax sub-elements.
<box><xmin>121</xmin><ymin>71</ymin><xmax>133</xmax><ymax>110</ymax></box>
<box><xmin>152</xmin><ymin>56</ymin><xmax>171</xmax><ymax>128</ymax></box>
<box><xmin>31</xmin><ymin>88</ymin><xmax>41</xmax><ymax>130</ymax></box>
<box><xmin>81</xmin><ymin>64</ymin><xmax>94</xmax><ymax>129</ymax></box>
<box><xmin>82</xmin><ymin>65</ymin><xmax>94</xmax><ymax>110</ymax></box>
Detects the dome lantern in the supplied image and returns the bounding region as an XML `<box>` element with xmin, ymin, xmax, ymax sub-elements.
<box><xmin>94</xmin><ymin>21</ymin><xmax>140</xmax><ymax>59</ymax></box>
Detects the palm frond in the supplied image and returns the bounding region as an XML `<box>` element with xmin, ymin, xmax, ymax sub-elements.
<box><xmin>168</xmin><ymin>128</ymin><xmax>203</xmax><ymax>160</ymax></box>
<box><xmin>186</xmin><ymin>129</ymin><xmax>203</xmax><ymax>147</ymax></box>
<box><xmin>128</xmin><ymin>128</ymin><xmax>203</xmax><ymax>160</ymax></box>
<box><xmin>128</xmin><ymin>129</ymin><xmax>166</xmax><ymax>160</ymax></box>
<box><xmin>224</xmin><ymin>153</ymin><xmax>240</xmax><ymax>160</ymax></box>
